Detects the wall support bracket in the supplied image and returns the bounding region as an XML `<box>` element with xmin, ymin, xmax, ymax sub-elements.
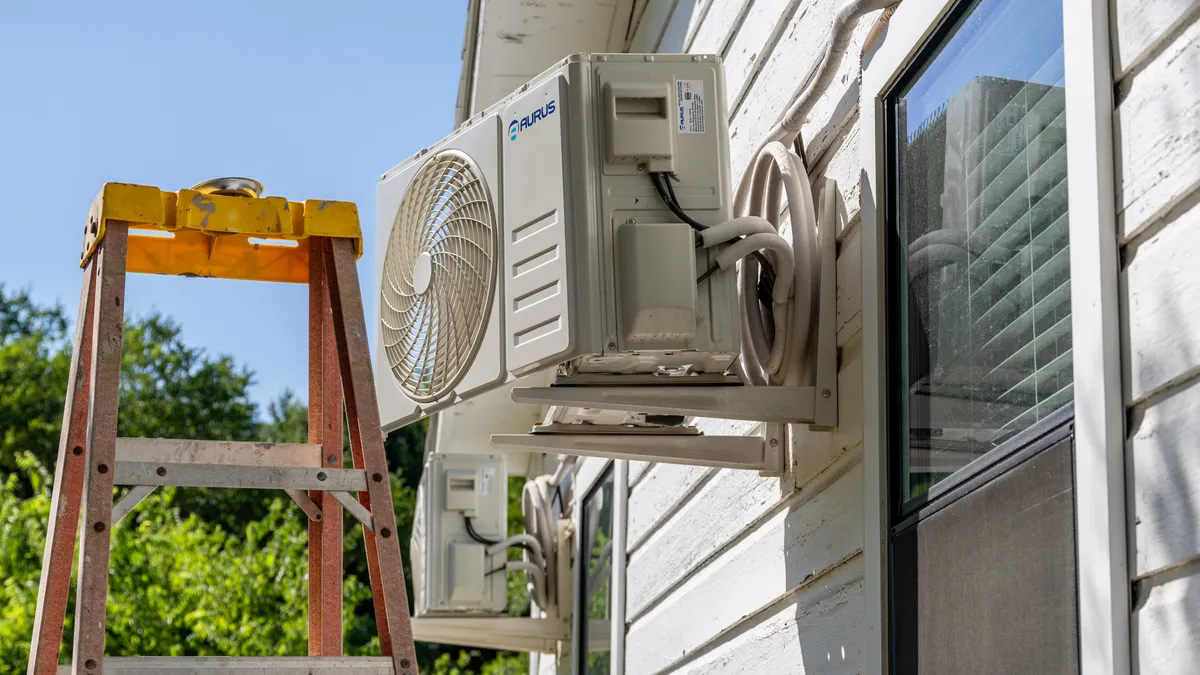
<box><xmin>411</xmin><ymin>616</ymin><xmax>570</xmax><ymax>654</ymax></box>
<box><xmin>492</xmin><ymin>422</ymin><xmax>787</xmax><ymax>476</ymax></box>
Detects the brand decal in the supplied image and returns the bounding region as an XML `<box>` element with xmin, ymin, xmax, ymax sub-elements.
<box><xmin>509</xmin><ymin>100</ymin><xmax>556</xmax><ymax>140</ymax></box>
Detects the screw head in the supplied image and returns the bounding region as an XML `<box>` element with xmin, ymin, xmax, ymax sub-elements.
<box><xmin>327</xmin><ymin>455</ymin><xmax>337</xmax><ymax>464</ymax></box>
<box><xmin>96</xmin><ymin>463</ymin><xmax>108</xmax><ymax>474</ymax></box>
<box><xmin>72</xmin><ymin>446</ymin><xmax>83</xmax><ymax>456</ymax></box>
<box><xmin>379</xmin><ymin>527</ymin><xmax>392</xmax><ymax>538</ymax></box>
<box><xmin>84</xmin><ymin>659</ymin><xmax>97</xmax><ymax>670</ymax></box>
<box><xmin>769</xmin><ymin>439</ymin><xmax>779</xmax><ymax>447</ymax></box>
<box><xmin>93</xmin><ymin>522</ymin><xmax>105</xmax><ymax>533</ymax></box>
<box><xmin>317</xmin><ymin>471</ymin><xmax>327</xmax><ymax>481</ymax></box>
<box><xmin>821</xmin><ymin>389</ymin><xmax>832</xmax><ymax>399</ymax></box>
<box><xmin>156</xmin><ymin>466</ymin><xmax>167</xmax><ymax>476</ymax></box>
<box><xmin>401</xmin><ymin>659</ymin><xmax>412</xmax><ymax>668</ymax></box>
<box><xmin>636</xmin><ymin>162</ymin><xmax>647</xmax><ymax>172</ymax></box>
<box><xmin>607</xmin><ymin>341</ymin><xmax>617</xmax><ymax>350</ymax></box>
<box><xmin>625</xmin><ymin>217</ymin><xmax>637</xmax><ymax>225</ymax></box>
<box><xmin>372</xmin><ymin>472</ymin><xmax>384</xmax><ymax>483</ymax></box>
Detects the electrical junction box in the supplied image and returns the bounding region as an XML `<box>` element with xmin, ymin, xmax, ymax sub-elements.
<box><xmin>412</xmin><ymin>453</ymin><xmax>508</xmax><ymax>616</ymax></box>
<box><xmin>375</xmin><ymin>53</ymin><xmax>738</xmax><ymax>431</ymax></box>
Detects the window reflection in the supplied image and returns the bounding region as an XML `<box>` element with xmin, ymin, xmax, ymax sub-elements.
<box><xmin>890</xmin><ymin>0</ymin><xmax>1070</xmax><ymax>504</ymax></box>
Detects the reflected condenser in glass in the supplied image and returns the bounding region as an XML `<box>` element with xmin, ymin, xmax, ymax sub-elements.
<box><xmin>889</xmin><ymin>0</ymin><xmax>1070</xmax><ymax>503</ymax></box>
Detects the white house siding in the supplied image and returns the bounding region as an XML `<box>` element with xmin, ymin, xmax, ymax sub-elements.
<box><xmin>1116</xmin><ymin>0</ymin><xmax>1200</xmax><ymax>673</ymax></box>
<box><xmin>536</xmin><ymin>1</ymin><xmax>881</xmax><ymax>673</ymax></box>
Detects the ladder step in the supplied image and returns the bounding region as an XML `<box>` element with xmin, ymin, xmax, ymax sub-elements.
<box><xmin>114</xmin><ymin>462</ymin><xmax>368</xmax><ymax>491</ymax></box>
<box><xmin>58</xmin><ymin>657</ymin><xmax>396</xmax><ymax>674</ymax></box>
<box><xmin>116</xmin><ymin>438</ymin><xmax>324</xmax><ymax>468</ymax></box>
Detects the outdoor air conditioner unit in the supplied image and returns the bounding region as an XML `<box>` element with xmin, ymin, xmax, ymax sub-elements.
<box><xmin>374</xmin><ymin>53</ymin><xmax>738</xmax><ymax>431</ymax></box>
<box><xmin>412</xmin><ymin>453</ymin><xmax>508</xmax><ymax>616</ymax></box>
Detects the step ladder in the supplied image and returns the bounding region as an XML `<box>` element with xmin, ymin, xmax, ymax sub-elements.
<box><xmin>27</xmin><ymin>179</ymin><xmax>419</xmax><ymax>675</ymax></box>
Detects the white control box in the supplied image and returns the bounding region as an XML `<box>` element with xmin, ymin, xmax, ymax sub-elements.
<box><xmin>411</xmin><ymin>453</ymin><xmax>508</xmax><ymax>615</ymax></box>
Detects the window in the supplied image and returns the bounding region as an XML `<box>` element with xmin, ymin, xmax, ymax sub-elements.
<box><xmin>577</xmin><ymin>466</ymin><xmax>615</xmax><ymax>674</ymax></box>
<box><xmin>887</xmin><ymin>0</ymin><xmax>1070</xmax><ymax>508</ymax></box>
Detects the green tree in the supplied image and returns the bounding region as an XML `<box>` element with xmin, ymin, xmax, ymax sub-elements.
<box><xmin>0</xmin><ymin>285</ymin><xmax>529</xmax><ymax>674</ymax></box>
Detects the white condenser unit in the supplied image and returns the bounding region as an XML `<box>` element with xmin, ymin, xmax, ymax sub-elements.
<box><xmin>412</xmin><ymin>453</ymin><xmax>508</xmax><ymax>616</ymax></box>
<box><xmin>375</xmin><ymin>53</ymin><xmax>739</xmax><ymax>430</ymax></box>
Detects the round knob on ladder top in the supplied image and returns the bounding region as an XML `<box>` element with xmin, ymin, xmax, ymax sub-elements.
<box><xmin>191</xmin><ymin>177</ymin><xmax>264</xmax><ymax>198</ymax></box>
<box><xmin>412</xmin><ymin>251</ymin><xmax>433</xmax><ymax>295</ymax></box>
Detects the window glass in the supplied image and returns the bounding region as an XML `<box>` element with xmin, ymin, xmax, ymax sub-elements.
<box><xmin>889</xmin><ymin>0</ymin><xmax>1069</xmax><ymax>504</ymax></box>
<box><xmin>578</xmin><ymin>468</ymin><xmax>615</xmax><ymax>674</ymax></box>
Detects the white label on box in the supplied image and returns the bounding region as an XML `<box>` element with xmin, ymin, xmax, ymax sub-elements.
<box><xmin>676</xmin><ymin>79</ymin><xmax>706</xmax><ymax>134</ymax></box>
<box><xmin>480</xmin><ymin>468</ymin><xmax>495</xmax><ymax>496</ymax></box>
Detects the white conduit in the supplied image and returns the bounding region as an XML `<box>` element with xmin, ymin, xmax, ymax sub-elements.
<box><xmin>520</xmin><ymin>465</ymin><xmax>566</xmax><ymax>612</ymax></box>
<box><xmin>719</xmin><ymin>0</ymin><xmax>897</xmax><ymax>384</ymax></box>
<box><xmin>486</xmin><ymin>534</ymin><xmax>546</xmax><ymax>572</ymax></box>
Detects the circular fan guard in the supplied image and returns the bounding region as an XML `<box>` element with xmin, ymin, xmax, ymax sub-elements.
<box><xmin>380</xmin><ymin>150</ymin><xmax>497</xmax><ymax>402</ymax></box>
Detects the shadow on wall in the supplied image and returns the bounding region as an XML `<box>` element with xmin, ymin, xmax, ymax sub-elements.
<box><xmin>1113</xmin><ymin>5</ymin><xmax>1200</xmax><ymax>664</ymax></box>
<box><xmin>1122</xmin><ymin>188</ymin><xmax>1200</xmax><ymax>674</ymax></box>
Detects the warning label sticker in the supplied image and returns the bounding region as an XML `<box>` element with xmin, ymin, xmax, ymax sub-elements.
<box><xmin>480</xmin><ymin>468</ymin><xmax>494</xmax><ymax>496</ymax></box>
<box><xmin>676</xmin><ymin>79</ymin><xmax>706</xmax><ymax>134</ymax></box>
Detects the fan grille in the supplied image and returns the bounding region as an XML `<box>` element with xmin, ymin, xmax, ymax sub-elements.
<box><xmin>380</xmin><ymin>150</ymin><xmax>497</xmax><ymax>402</ymax></box>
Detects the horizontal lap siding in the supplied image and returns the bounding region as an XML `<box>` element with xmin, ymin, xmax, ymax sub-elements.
<box><xmin>1115</xmin><ymin>12</ymin><xmax>1200</xmax><ymax>242</ymax></box>
<box><xmin>1117</xmin><ymin>2</ymin><xmax>1200</xmax><ymax>672</ymax></box>
<box><xmin>625</xmin><ymin>458</ymin><xmax>862</xmax><ymax>674</ymax></box>
<box><xmin>672</xmin><ymin>558</ymin><xmax>864</xmax><ymax>675</ymax></box>
<box><xmin>621</xmin><ymin>1</ymin><xmax>875</xmax><ymax>672</ymax></box>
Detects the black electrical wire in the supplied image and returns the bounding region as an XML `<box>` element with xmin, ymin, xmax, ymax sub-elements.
<box><xmin>649</xmin><ymin>171</ymin><xmax>777</xmax><ymax>311</ymax></box>
<box><xmin>651</xmin><ymin>172</ymin><xmax>708</xmax><ymax>232</ymax></box>
<box><xmin>464</xmin><ymin>515</ymin><xmax>499</xmax><ymax>545</ymax></box>
<box><xmin>464</xmin><ymin>515</ymin><xmax>535</xmax><ymax>556</ymax></box>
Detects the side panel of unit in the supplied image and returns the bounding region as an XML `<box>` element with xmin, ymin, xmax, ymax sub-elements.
<box><xmin>502</xmin><ymin>74</ymin><xmax>577</xmax><ymax>375</ymax></box>
<box><xmin>591</xmin><ymin>56</ymin><xmax>739</xmax><ymax>363</ymax></box>
<box><xmin>417</xmin><ymin>453</ymin><xmax>508</xmax><ymax>615</ymax></box>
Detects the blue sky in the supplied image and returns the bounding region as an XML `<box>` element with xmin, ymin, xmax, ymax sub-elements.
<box><xmin>0</xmin><ymin>1</ymin><xmax>466</xmax><ymax>409</ymax></box>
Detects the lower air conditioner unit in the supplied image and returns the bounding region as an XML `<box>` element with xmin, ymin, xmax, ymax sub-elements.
<box><xmin>412</xmin><ymin>453</ymin><xmax>508</xmax><ymax>616</ymax></box>
<box><xmin>375</xmin><ymin>53</ymin><xmax>739</xmax><ymax>431</ymax></box>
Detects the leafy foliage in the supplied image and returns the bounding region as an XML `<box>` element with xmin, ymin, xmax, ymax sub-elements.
<box><xmin>0</xmin><ymin>284</ymin><xmax>527</xmax><ymax>674</ymax></box>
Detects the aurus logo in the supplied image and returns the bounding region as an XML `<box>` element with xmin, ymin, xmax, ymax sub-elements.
<box><xmin>508</xmin><ymin>100</ymin><xmax>557</xmax><ymax>141</ymax></box>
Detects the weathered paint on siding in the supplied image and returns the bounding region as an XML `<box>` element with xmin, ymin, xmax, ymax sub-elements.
<box><xmin>1116</xmin><ymin>0</ymin><xmax>1200</xmax><ymax>671</ymax></box>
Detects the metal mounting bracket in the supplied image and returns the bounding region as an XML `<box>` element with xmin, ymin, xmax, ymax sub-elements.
<box><xmin>411</xmin><ymin>616</ymin><xmax>570</xmax><ymax>654</ymax></box>
<box><xmin>492</xmin><ymin>422</ymin><xmax>787</xmax><ymax>476</ymax></box>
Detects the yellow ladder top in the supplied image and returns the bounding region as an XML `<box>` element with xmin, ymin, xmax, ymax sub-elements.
<box><xmin>80</xmin><ymin>179</ymin><xmax>362</xmax><ymax>284</ymax></box>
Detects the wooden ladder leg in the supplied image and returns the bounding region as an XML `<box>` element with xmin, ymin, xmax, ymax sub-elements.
<box><xmin>325</xmin><ymin>238</ymin><xmax>419</xmax><ymax>675</ymax></box>
<box><xmin>308</xmin><ymin>237</ymin><xmax>344</xmax><ymax>656</ymax></box>
<box><xmin>27</xmin><ymin>264</ymin><xmax>99</xmax><ymax>675</ymax></box>
<box><xmin>71</xmin><ymin>223</ymin><xmax>130</xmax><ymax>675</ymax></box>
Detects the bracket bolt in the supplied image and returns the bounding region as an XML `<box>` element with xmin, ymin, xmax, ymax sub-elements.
<box><xmin>769</xmin><ymin>438</ymin><xmax>779</xmax><ymax>447</ymax></box>
<box><xmin>625</xmin><ymin>217</ymin><xmax>637</xmax><ymax>225</ymax></box>
<box><xmin>636</xmin><ymin>163</ymin><xmax>646</xmax><ymax>172</ymax></box>
<box><xmin>821</xmin><ymin>389</ymin><xmax>832</xmax><ymax>399</ymax></box>
<box><xmin>607</xmin><ymin>341</ymin><xmax>617</xmax><ymax>350</ymax></box>
<box><xmin>317</xmin><ymin>471</ymin><xmax>327</xmax><ymax>481</ymax></box>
